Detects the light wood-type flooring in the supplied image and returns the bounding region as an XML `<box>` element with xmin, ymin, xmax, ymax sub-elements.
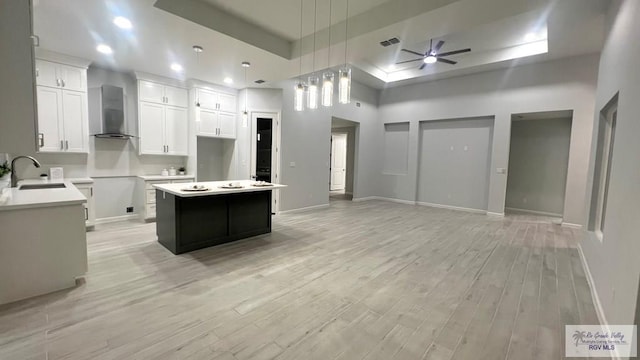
<box><xmin>0</xmin><ymin>199</ymin><xmax>599</xmax><ymax>360</ymax></box>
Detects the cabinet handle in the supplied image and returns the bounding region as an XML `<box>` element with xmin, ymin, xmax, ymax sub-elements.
<box><xmin>65</xmin><ymin>140</ymin><xmax>69</xmax><ymax>150</ymax></box>
<box><xmin>60</xmin><ymin>140</ymin><xmax>64</xmax><ymax>150</ymax></box>
<box><xmin>56</xmin><ymin>78</ymin><xmax>61</xmax><ymax>87</ymax></box>
<box><xmin>61</xmin><ymin>79</ymin><xmax>66</xmax><ymax>87</ymax></box>
<box><xmin>31</xmin><ymin>34</ymin><xmax>40</xmax><ymax>47</ymax></box>
<box><xmin>90</xmin><ymin>188</ymin><xmax>93</xmax><ymax>196</ymax></box>
<box><xmin>166</xmin><ymin>145</ymin><xmax>169</xmax><ymax>153</ymax></box>
<box><xmin>38</xmin><ymin>133</ymin><xmax>44</xmax><ymax>147</ymax></box>
<box><xmin>84</xmin><ymin>207</ymin><xmax>88</xmax><ymax>221</ymax></box>
<box><xmin>36</xmin><ymin>69</ymin><xmax>39</xmax><ymax>77</ymax></box>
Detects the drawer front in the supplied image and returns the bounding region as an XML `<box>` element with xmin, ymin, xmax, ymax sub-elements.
<box><xmin>145</xmin><ymin>180</ymin><xmax>169</xmax><ymax>190</ymax></box>
<box><xmin>146</xmin><ymin>203</ymin><xmax>157</xmax><ymax>218</ymax></box>
<box><xmin>146</xmin><ymin>189</ymin><xmax>157</xmax><ymax>204</ymax></box>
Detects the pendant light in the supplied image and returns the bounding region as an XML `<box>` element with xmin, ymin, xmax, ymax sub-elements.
<box><xmin>307</xmin><ymin>0</ymin><xmax>319</xmax><ymax>110</ymax></box>
<box><xmin>339</xmin><ymin>0</ymin><xmax>351</xmax><ymax>104</ymax></box>
<box><xmin>241</xmin><ymin>61</ymin><xmax>250</xmax><ymax>128</ymax></box>
<box><xmin>322</xmin><ymin>0</ymin><xmax>334</xmax><ymax>107</ymax></box>
<box><xmin>294</xmin><ymin>0</ymin><xmax>306</xmax><ymax>112</ymax></box>
<box><xmin>193</xmin><ymin>45</ymin><xmax>203</xmax><ymax>122</ymax></box>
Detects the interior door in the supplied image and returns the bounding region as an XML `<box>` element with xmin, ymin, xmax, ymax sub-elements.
<box><xmin>36</xmin><ymin>86</ymin><xmax>63</xmax><ymax>152</ymax></box>
<box><xmin>256</xmin><ymin>118</ymin><xmax>273</xmax><ymax>182</ymax></box>
<box><xmin>61</xmin><ymin>90</ymin><xmax>86</xmax><ymax>152</ymax></box>
<box><xmin>330</xmin><ymin>134</ymin><xmax>347</xmax><ymax>190</ymax></box>
<box><xmin>139</xmin><ymin>102</ymin><xmax>165</xmax><ymax>155</ymax></box>
<box><xmin>164</xmin><ymin>106</ymin><xmax>188</xmax><ymax>155</ymax></box>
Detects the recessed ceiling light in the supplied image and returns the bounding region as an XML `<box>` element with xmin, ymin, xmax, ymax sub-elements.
<box><xmin>96</xmin><ymin>44</ymin><xmax>113</xmax><ymax>54</ymax></box>
<box><xmin>113</xmin><ymin>16</ymin><xmax>132</xmax><ymax>29</ymax></box>
<box><xmin>171</xmin><ymin>63</ymin><xmax>183</xmax><ymax>72</ymax></box>
<box><xmin>223</xmin><ymin>77</ymin><xmax>233</xmax><ymax>84</ymax></box>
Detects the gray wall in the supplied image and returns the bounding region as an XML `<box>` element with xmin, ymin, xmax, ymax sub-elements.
<box><xmin>581</xmin><ymin>0</ymin><xmax>640</xmax><ymax>326</ymax></box>
<box><xmin>196</xmin><ymin>137</ymin><xmax>225</xmax><ymax>181</ymax></box>
<box><xmin>377</xmin><ymin>55</ymin><xmax>598</xmax><ymax>223</ymax></box>
<box><xmin>506</xmin><ymin>118</ymin><xmax>572</xmax><ymax>216</ymax></box>
<box><xmin>417</xmin><ymin>118</ymin><xmax>493</xmax><ymax>211</ymax></box>
<box><xmin>279</xmin><ymin>80</ymin><xmax>379</xmax><ymax>211</ymax></box>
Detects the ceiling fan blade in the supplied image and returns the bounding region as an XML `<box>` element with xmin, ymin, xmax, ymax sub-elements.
<box><xmin>401</xmin><ymin>49</ymin><xmax>425</xmax><ymax>57</ymax></box>
<box><xmin>437</xmin><ymin>48</ymin><xmax>471</xmax><ymax>57</ymax></box>
<box><xmin>396</xmin><ymin>58</ymin><xmax>425</xmax><ymax>64</ymax></box>
<box><xmin>433</xmin><ymin>40</ymin><xmax>445</xmax><ymax>52</ymax></box>
<box><xmin>437</xmin><ymin>57</ymin><xmax>457</xmax><ymax>65</ymax></box>
<box><xmin>419</xmin><ymin>63</ymin><xmax>427</xmax><ymax>70</ymax></box>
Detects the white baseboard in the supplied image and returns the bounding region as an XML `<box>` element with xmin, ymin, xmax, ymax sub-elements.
<box><xmin>94</xmin><ymin>214</ymin><xmax>139</xmax><ymax>225</ymax></box>
<box><xmin>486</xmin><ymin>212</ymin><xmax>505</xmax><ymax>217</ymax></box>
<box><xmin>416</xmin><ymin>201</ymin><xmax>486</xmax><ymax>214</ymax></box>
<box><xmin>505</xmin><ymin>207</ymin><xmax>562</xmax><ymax>217</ymax></box>
<box><xmin>279</xmin><ymin>204</ymin><xmax>330</xmax><ymax>214</ymax></box>
<box><xmin>577</xmin><ymin>243</ymin><xmax>607</xmax><ymax>326</ymax></box>
<box><xmin>561</xmin><ymin>222</ymin><xmax>583</xmax><ymax>229</ymax></box>
<box><xmin>351</xmin><ymin>196</ymin><xmax>416</xmax><ymax>205</ymax></box>
<box><xmin>352</xmin><ymin>196</ymin><xmax>376</xmax><ymax>202</ymax></box>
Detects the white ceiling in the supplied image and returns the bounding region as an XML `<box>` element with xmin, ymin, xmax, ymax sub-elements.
<box><xmin>32</xmin><ymin>0</ymin><xmax>609</xmax><ymax>90</ymax></box>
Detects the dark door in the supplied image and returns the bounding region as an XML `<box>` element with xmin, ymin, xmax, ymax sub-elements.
<box><xmin>256</xmin><ymin>117</ymin><xmax>273</xmax><ymax>182</ymax></box>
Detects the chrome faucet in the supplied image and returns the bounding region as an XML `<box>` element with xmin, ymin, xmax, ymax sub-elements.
<box><xmin>10</xmin><ymin>156</ymin><xmax>41</xmax><ymax>187</ymax></box>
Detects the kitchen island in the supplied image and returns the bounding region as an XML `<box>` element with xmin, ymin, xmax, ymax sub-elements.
<box><xmin>153</xmin><ymin>180</ymin><xmax>286</xmax><ymax>254</ymax></box>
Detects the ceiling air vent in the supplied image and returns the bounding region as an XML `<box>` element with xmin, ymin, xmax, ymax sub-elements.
<box><xmin>380</xmin><ymin>37</ymin><xmax>400</xmax><ymax>47</ymax></box>
<box><xmin>254</xmin><ymin>79</ymin><xmax>265</xmax><ymax>84</ymax></box>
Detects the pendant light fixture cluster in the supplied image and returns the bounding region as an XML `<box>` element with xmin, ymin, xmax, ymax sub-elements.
<box><xmin>294</xmin><ymin>0</ymin><xmax>351</xmax><ymax>111</ymax></box>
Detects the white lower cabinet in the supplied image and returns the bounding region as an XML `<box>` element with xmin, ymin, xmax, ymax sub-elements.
<box><xmin>71</xmin><ymin>180</ymin><xmax>95</xmax><ymax>228</ymax></box>
<box><xmin>138</xmin><ymin>176</ymin><xmax>194</xmax><ymax>220</ymax></box>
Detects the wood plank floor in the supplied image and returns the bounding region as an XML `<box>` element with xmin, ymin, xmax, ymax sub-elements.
<box><xmin>0</xmin><ymin>199</ymin><xmax>599</xmax><ymax>360</ymax></box>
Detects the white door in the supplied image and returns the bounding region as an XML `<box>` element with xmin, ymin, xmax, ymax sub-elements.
<box><xmin>330</xmin><ymin>134</ymin><xmax>347</xmax><ymax>191</ymax></box>
<box><xmin>217</xmin><ymin>112</ymin><xmax>237</xmax><ymax>139</ymax></box>
<box><xmin>138</xmin><ymin>80</ymin><xmax>165</xmax><ymax>104</ymax></box>
<box><xmin>139</xmin><ymin>102</ymin><xmax>166</xmax><ymax>155</ymax></box>
<box><xmin>164</xmin><ymin>85</ymin><xmax>188</xmax><ymax>108</ymax></box>
<box><xmin>164</xmin><ymin>106</ymin><xmax>188</xmax><ymax>155</ymax></box>
<box><xmin>57</xmin><ymin>64</ymin><xmax>86</xmax><ymax>92</ymax></box>
<box><xmin>35</xmin><ymin>60</ymin><xmax>59</xmax><ymax>88</ymax></box>
<box><xmin>197</xmin><ymin>109</ymin><xmax>218</xmax><ymax>137</ymax></box>
<box><xmin>36</xmin><ymin>86</ymin><xmax>64</xmax><ymax>152</ymax></box>
<box><xmin>217</xmin><ymin>93</ymin><xmax>236</xmax><ymax>113</ymax></box>
<box><xmin>61</xmin><ymin>91</ymin><xmax>87</xmax><ymax>152</ymax></box>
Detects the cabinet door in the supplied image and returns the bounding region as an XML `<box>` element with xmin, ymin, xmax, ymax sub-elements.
<box><xmin>164</xmin><ymin>106</ymin><xmax>188</xmax><ymax>155</ymax></box>
<box><xmin>61</xmin><ymin>91</ymin><xmax>87</xmax><ymax>153</ymax></box>
<box><xmin>57</xmin><ymin>64</ymin><xmax>86</xmax><ymax>92</ymax></box>
<box><xmin>197</xmin><ymin>89</ymin><xmax>217</xmax><ymax>110</ymax></box>
<box><xmin>217</xmin><ymin>112</ymin><xmax>237</xmax><ymax>139</ymax></box>
<box><xmin>139</xmin><ymin>102</ymin><xmax>166</xmax><ymax>155</ymax></box>
<box><xmin>164</xmin><ymin>85</ymin><xmax>188</xmax><ymax>108</ymax></box>
<box><xmin>76</xmin><ymin>186</ymin><xmax>95</xmax><ymax>226</ymax></box>
<box><xmin>139</xmin><ymin>80</ymin><xmax>165</xmax><ymax>104</ymax></box>
<box><xmin>197</xmin><ymin>109</ymin><xmax>218</xmax><ymax>137</ymax></box>
<box><xmin>217</xmin><ymin>93</ymin><xmax>236</xmax><ymax>113</ymax></box>
<box><xmin>35</xmin><ymin>60</ymin><xmax>59</xmax><ymax>88</ymax></box>
<box><xmin>36</xmin><ymin>86</ymin><xmax>64</xmax><ymax>152</ymax></box>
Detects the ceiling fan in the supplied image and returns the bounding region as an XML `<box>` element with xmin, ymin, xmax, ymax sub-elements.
<box><xmin>397</xmin><ymin>39</ymin><xmax>471</xmax><ymax>70</ymax></box>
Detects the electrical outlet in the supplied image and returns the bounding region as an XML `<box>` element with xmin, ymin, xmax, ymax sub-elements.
<box><xmin>126</xmin><ymin>207</ymin><xmax>134</xmax><ymax>213</ymax></box>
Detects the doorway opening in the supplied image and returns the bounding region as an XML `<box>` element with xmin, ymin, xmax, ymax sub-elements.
<box><xmin>250</xmin><ymin>112</ymin><xmax>281</xmax><ymax>213</ymax></box>
<box><xmin>506</xmin><ymin>110</ymin><xmax>573</xmax><ymax>221</ymax></box>
<box><xmin>330</xmin><ymin>117</ymin><xmax>358</xmax><ymax>201</ymax></box>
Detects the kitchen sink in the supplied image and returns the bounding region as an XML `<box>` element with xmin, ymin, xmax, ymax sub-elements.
<box><xmin>19</xmin><ymin>183</ymin><xmax>67</xmax><ymax>190</ymax></box>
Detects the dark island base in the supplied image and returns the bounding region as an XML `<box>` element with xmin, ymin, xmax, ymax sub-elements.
<box><xmin>156</xmin><ymin>190</ymin><xmax>272</xmax><ymax>254</ymax></box>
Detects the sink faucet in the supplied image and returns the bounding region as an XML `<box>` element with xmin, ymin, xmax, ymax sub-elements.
<box><xmin>10</xmin><ymin>156</ymin><xmax>41</xmax><ymax>187</ymax></box>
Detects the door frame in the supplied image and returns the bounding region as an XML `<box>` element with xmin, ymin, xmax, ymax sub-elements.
<box><xmin>330</xmin><ymin>133</ymin><xmax>348</xmax><ymax>191</ymax></box>
<box><xmin>250</xmin><ymin>111</ymin><xmax>281</xmax><ymax>213</ymax></box>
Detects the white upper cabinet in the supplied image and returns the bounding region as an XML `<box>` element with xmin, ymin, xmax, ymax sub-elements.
<box><xmin>137</xmin><ymin>79</ymin><xmax>189</xmax><ymax>156</ymax></box>
<box><xmin>138</xmin><ymin>80</ymin><xmax>188</xmax><ymax>108</ymax></box>
<box><xmin>35</xmin><ymin>58</ymin><xmax>88</xmax><ymax>153</ymax></box>
<box><xmin>193</xmin><ymin>87</ymin><xmax>237</xmax><ymax>139</ymax></box>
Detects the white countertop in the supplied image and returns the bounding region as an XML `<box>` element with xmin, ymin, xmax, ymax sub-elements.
<box><xmin>154</xmin><ymin>180</ymin><xmax>287</xmax><ymax>197</ymax></box>
<box><xmin>0</xmin><ymin>181</ymin><xmax>87</xmax><ymax>211</ymax></box>
<box><xmin>19</xmin><ymin>177</ymin><xmax>94</xmax><ymax>185</ymax></box>
<box><xmin>138</xmin><ymin>174</ymin><xmax>195</xmax><ymax>181</ymax></box>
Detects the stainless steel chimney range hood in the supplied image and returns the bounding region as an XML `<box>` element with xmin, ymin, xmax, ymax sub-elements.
<box><xmin>92</xmin><ymin>85</ymin><xmax>135</xmax><ymax>139</ymax></box>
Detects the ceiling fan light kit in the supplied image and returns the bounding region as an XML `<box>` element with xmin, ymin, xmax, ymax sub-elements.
<box><xmin>398</xmin><ymin>38</ymin><xmax>471</xmax><ymax>70</ymax></box>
